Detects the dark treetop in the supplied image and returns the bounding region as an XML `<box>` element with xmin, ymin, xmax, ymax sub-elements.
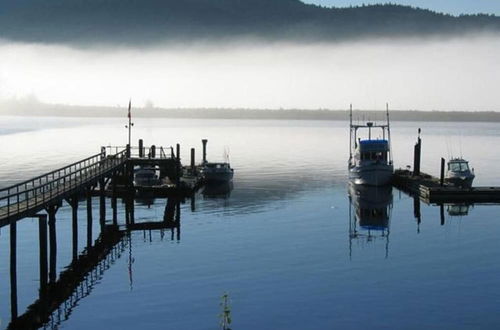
<box><xmin>0</xmin><ymin>0</ymin><xmax>499</xmax><ymax>45</ymax></box>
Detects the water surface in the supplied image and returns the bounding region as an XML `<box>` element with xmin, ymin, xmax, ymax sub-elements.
<box><xmin>0</xmin><ymin>116</ymin><xmax>499</xmax><ymax>329</ymax></box>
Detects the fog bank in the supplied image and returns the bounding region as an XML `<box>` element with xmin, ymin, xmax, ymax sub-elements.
<box><xmin>1</xmin><ymin>36</ymin><xmax>499</xmax><ymax>111</ymax></box>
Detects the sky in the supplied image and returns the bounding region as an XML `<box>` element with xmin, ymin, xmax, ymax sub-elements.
<box><xmin>304</xmin><ymin>0</ymin><xmax>500</xmax><ymax>16</ymax></box>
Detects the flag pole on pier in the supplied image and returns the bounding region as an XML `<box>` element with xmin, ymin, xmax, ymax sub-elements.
<box><xmin>125</xmin><ymin>99</ymin><xmax>134</xmax><ymax>147</ymax></box>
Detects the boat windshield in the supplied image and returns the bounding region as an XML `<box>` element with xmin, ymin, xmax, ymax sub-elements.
<box><xmin>361</xmin><ymin>151</ymin><xmax>387</xmax><ymax>161</ymax></box>
<box><xmin>449</xmin><ymin>162</ymin><xmax>469</xmax><ymax>172</ymax></box>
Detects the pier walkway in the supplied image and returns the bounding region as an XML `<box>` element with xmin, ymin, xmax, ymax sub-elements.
<box><xmin>0</xmin><ymin>148</ymin><xmax>128</xmax><ymax>225</ymax></box>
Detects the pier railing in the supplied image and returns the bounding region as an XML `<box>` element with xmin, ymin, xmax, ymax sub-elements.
<box><xmin>0</xmin><ymin>149</ymin><xmax>128</xmax><ymax>220</ymax></box>
<box><xmin>104</xmin><ymin>145</ymin><xmax>174</xmax><ymax>159</ymax></box>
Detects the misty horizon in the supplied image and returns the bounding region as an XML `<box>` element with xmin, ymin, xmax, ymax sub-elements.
<box><xmin>1</xmin><ymin>34</ymin><xmax>500</xmax><ymax>112</ymax></box>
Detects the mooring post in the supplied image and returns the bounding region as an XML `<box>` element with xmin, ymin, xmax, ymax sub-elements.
<box><xmin>176</xmin><ymin>143</ymin><xmax>181</xmax><ymax>184</ymax></box>
<box><xmin>39</xmin><ymin>214</ymin><xmax>48</xmax><ymax>299</ymax></box>
<box><xmin>151</xmin><ymin>145</ymin><xmax>156</xmax><ymax>158</ymax></box>
<box><xmin>86</xmin><ymin>188</ymin><xmax>93</xmax><ymax>249</ymax></box>
<box><xmin>413</xmin><ymin>131</ymin><xmax>421</xmax><ymax>177</ymax></box>
<box><xmin>126</xmin><ymin>144</ymin><xmax>131</xmax><ymax>158</ymax></box>
<box><xmin>138</xmin><ymin>139</ymin><xmax>144</xmax><ymax>158</ymax></box>
<box><xmin>99</xmin><ymin>177</ymin><xmax>106</xmax><ymax>228</ymax></box>
<box><xmin>190</xmin><ymin>148</ymin><xmax>195</xmax><ymax>173</ymax></box>
<box><xmin>440</xmin><ymin>157</ymin><xmax>445</xmax><ymax>187</ymax></box>
<box><xmin>10</xmin><ymin>220</ymin><xmax>18</xmax><ymax>320</ymax></box>
<box><xmin>202</xmin><ymin>139</ymin><xmax>208</xmax><ymax>163</ymax></box>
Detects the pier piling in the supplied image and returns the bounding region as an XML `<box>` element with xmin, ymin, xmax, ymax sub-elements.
<box><xmin>38</xmin><ymin>215</ymin><xmax>48</xmax><ymax>299</ymax></box>
<box><xmin>440</xmin><ymin>158</ymin><xmax>445</xmax><ymax>186</ymax></box>
<box><xmin>191</xmin><ymin>148</ymin><xmax>195</xmax><ymax>173</ymax></box>
<box><xmin>138</xmin><ymin>139</ymin><xmax>144</xmax><ymax>158</ymax></box>
<box><xmin>10</xmin><ymin>220</ymin><xmax>18</xmax><ymax>320</ymax></box>
<box><xmin>86</xmin><ymin>188</ymin><xmax>93</xmax><ymax>250</ymax></box>
<box><xmin>202</xmin><ymin>139</ymin><xmax>208</xmax><ymax>163</ymax></box>
<box><xmin>151</xmin><ymin>145</ymin><xmax>156</xmax><ymax>159</ymax></box>
<box><xmin>413</xmin><ymin>130</ymin><xmax>421</xmax><ymax>177</ymax></box>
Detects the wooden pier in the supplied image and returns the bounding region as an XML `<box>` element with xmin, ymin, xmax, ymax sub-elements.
<box><xmin>0</xmin><ymin>140</ymin><xmax>205</xmax><ymax>226</ymax></box>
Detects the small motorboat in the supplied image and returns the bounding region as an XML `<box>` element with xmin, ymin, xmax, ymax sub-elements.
<box><xmin>200</xmin><ymin>162</ymin><xmax>234</xmax><ymax>183</ymax></box>
<box><xmin>445</xmin><ymin>158</ymin><xmax>475</xmax><ymax>188</ymax></box>
<box><xmin>134</xmin><ymin>166</ymin><xmax>160</xmax><ymax>186</ymax></box>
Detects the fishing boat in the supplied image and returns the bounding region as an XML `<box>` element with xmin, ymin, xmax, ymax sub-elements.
<box><xmin>200</xmin><ymin>162</ymin><xmax>234</xmax><ymax>183</ymax></box>
<box><xmin>445</xmin><ymin>158</ymin><xmax>475</xmax><ymax>188</ymax></box>
<box><xmin>134</xmin><ymin>166</ymin><xmax>160</xmax><ymax>186</ymax></box>
<box><xmin>348</xmin><ymin>104</ymin><xmax>394</xmax><ymax>186</ymax></box>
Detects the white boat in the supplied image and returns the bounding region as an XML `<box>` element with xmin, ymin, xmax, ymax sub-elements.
<box><xmin>134</xmin><ymin>166</ymin><xmax>160</xmax><ymax>186</ymax></box>
<box><xmin>348</xmin><ymin>104</ymin><xmax>394</xmax><ymax>186</ymax></box>
<box><xmin>200</xmin><ymin>162</ymin><xmax>234</xmax><ymax>183</ymax></box>
<box><xmin>445</xmin><ymin>158</ymin><xmax>475</xmax><ymax>188</ymax></box>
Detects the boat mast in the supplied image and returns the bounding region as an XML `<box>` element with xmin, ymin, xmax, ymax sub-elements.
<box><xmin>386</xmin><ymin>102</ymin><xmax>393</xmax><ymax>164</ymax></box>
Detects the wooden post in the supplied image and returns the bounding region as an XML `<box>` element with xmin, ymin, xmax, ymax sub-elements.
<box><xmin>47</xmin><ymin>206</ymin><xmax>58</xmax><ymax>284</ymax></box>
<box><xmin>202</xmin><ymin>139</ymin><xmax>208</xmax><ymax>163</ymax></box>
<box><xmin>87</xmin><ymin>188</ymin><xmax>93</xmax><ymax>249</ymax></box>
<box><xmin>126</xmin><ymin>144</ymin><xmax>131</xmax><ymax>158</ymax></box>
<box><xmin>10</xmin><ymin>220</ymin><xmax>18</xmax><ymax>320</ymax></box>
<box><xmin>39</xmin><ymin>215</ymin><xmax>48</xmax><ymax>299</ymax></box>
<box><xmin>190</xmin><ymin>148</ymin><xmax>195</xmax><ymax>173</ymax></box>
<box><xmin>99</xmin><ymin>177</ymin><xmax>106</xmax><ymax>227</ymax></box>
<box><xmin>413</xmin><ymin>135</ymin><xmax>421</xmax><ymax>177</ymax></box>
<box><xmin>70</xmin><ymin>198</ymin><xmax>78</xmax><ymax>261</ymax></box>
<box><xmin>138</xmin><ymin>139</ymin><xmax>144</xmax><ymax>158</ymax></box>
<box><xmin>112</xmin><ymin>172</ymin><xmax>118</xmax><ymax>225</ymax></box>
<box><xmin>176</xmin><ymin>143</ymin><xmax>180</xmax><ymax>160</ymax></box>
<box><xmin>151</xmin><ymin>145</ymin><xmax>156</xmax><ymax>158</ymax></box>
<box><xmin>440</xmin><ymin>157</ymin><xmax>445</xmax><ymax>187</ymax></box>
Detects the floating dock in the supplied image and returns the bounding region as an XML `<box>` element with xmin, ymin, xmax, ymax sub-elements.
<box><xmin>393</xmin><ymin>168</ymin><xmax>500</xmax><ymax>204</ymax></box>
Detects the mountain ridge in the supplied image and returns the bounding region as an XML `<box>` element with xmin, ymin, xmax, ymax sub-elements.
<box><xmin>0</xmin><ymin>1</ymin><xmax>499</xmax><ymax>45</ymax></box>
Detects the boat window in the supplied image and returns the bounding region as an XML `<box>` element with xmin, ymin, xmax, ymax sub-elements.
<box><xmin>361</xmin><ymin>152</ymin><xmax>386</xmax><ymax>161</ymax></box>
<box><xmin>460</xmin><ymin>163</ymin><xmax>469</xmax><ymax>171</ymax></box>
<box><xmin>449</xmin><ymin>163</ymin><xmax>461</xmax><ymax>172</ymax></box>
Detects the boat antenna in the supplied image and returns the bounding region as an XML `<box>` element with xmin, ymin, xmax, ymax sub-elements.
<box><xmin>386</xmin><ymin>103</ymin><xmax>393</xmax><ymax>164</ymax></box>
<box><xmin>459</xmin><ymin>133</ymin><xmax>463</xmax><ymax>158</ymax></box>
<box><xmin>349</xmin><ymin>104</ymin><xmax>353</xmax><ymax>161</ymax></box>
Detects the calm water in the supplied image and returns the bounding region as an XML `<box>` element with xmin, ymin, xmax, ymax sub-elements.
<box><xmin>1</xmin><ymin>116</ymin><xmax>500</xmax><ymax>329</ymax></box>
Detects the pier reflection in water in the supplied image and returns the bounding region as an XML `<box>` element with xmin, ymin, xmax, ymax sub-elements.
<box><xmin>6</xmin><ymin>195</ymin><xmax>182</xmax><ymax>330</ymax></box>
<box><xmin>348</xmin><ymin>183</ymin><xmax>393</xmax><ymax>259</ymax></box>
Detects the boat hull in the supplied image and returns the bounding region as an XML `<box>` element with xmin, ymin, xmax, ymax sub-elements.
<box><xmin>202</xmin><ymin>170</ymin><xmax>234</xmax><ymax>183</ymax></box>
<box><xmin>445</xmin><ymin>176</ymin><xmax>474</xmax><ymax>189</ymax></box>
<box><xmin>349</xmin><ymin>164</ymin><xmax>393</xmax><ymax>186</ymax></box>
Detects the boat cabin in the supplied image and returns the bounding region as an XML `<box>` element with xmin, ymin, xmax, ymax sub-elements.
<box><xmin>356</xmin><ymin>140</ymin><xmax>390</xmax><ymax>163</ymax></box>
<box><xmin>448</xmin><ymin>159</ymin><xmax>470</xmax><ymax>173</ymax></box>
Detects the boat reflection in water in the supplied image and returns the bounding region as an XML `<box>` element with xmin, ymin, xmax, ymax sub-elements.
<box><xmin>348</xmin><ymin>183</ymin><xmax>393</xmax><ymax>258</ymax></box>
<box><xmin>447</xmin><ymin>204</ymin><xmax>472</xmax><ymax>217</ymax></box>
<box><xmin>202</xmin><ymin>181</ymin><xmax>234</xmax><ymax>199</ymax></box>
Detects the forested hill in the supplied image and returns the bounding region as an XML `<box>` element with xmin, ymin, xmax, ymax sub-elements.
<box><xmin>0</xmin><ymin>0</ymin><xmax>499</xmax><ymax>45</ymax></box>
